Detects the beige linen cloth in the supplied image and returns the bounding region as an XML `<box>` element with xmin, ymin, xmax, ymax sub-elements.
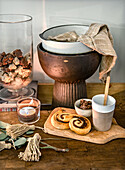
<box><xmin>48</xmin><ymin>23</ymin><xmax>117</xmax><ymax>82</ymax></box>
<box><xmin>78</xmin><ymin>23</ymin><xmax>117</xmax><ymax>82</ymax></box>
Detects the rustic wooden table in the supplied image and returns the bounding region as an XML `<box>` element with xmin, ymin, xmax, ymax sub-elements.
<box><xmin>0</xmin><ymin>83</ymin><xmax>125</xmax><ymax>170</ymax></box>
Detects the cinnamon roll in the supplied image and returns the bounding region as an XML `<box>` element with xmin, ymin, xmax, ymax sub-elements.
<box><xmin>69</xmin><ymin>115</ymin><xmax>91</xmax><ymax>135</ymax></box>
<box><xmin>51</xmin><ymin>109</ymin><xmax>75</xmax><ymax>129</ymax></box>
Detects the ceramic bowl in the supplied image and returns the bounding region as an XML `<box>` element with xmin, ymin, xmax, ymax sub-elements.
<box><xmin>74</xmin><ymin>98</ymin><xmax>92</xmax><ymax>117</ymax></box>
<box><xmin>39</xmin><ymin>24</ymin><xmax>91</xmax><ymax>54</ymax></box>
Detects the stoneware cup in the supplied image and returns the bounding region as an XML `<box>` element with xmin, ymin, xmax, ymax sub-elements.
<box><xmin>92</xmin><ymin>94</ymin><xmax>116</xmax><ymax>131</ymax></box>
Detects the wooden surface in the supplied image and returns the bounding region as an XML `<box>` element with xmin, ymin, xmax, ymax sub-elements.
<box><xmin>44</xmin><ymin>107</ymin><xmax>125</xmax><ymax>144</ymax></box>
<box><xmin>0</xmin><ymin>83</ymin><xmax>125</xmax><ymax>170</ymax></box>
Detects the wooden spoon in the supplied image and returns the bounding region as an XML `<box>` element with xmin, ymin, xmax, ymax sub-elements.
<box><xmin>104</xmin><ymin>72</ymin><xmax>110</xmax><ymax>105</ymax></box>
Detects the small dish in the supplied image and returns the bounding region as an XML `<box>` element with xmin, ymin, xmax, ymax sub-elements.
<box><xmin>74</xmin><ymin>98</ymin><xmax>92</xmax><ymax>117</ymax></box>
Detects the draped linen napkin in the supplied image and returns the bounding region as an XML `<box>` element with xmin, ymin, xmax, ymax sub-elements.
<box><xmin>48</xmin><ymin>31</ymin><xmax>78</xmax><ymax>42</ymax></box>
<box><xmin>78</xmin><ymin>23</ymin><xmax>117</xmax><ymax>82</ymax></box>
<box><xmin>48</xmin><ymin>23</ymin><xmax>117</xmax><ymax>82</ymax></box>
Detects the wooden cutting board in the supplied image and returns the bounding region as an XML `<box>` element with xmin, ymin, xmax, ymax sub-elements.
<box><xmin>44</xmin><ymin>107</ymin><xmax>125</xmax><ymax>144</ymax></box>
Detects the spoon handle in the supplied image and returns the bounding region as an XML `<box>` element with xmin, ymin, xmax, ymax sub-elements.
<box><xmin>104</xmin><ymin>72</ymin><xmax>110</xmax><ymax>105</ymax></box>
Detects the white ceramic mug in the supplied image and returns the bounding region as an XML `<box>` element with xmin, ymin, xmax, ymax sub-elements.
<box><xmin>92</xmin><ymin>94</ymin><xmax>116</xmax><ymax>131</ymax></box>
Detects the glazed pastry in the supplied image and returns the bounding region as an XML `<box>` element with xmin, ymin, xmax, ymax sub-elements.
<box><xmin>51</xmin><ymin>109</ymin><xmax>75</xmax><ymax>129</ymax></box>
<box><xmin>69</xmin><ymin>115</ymin><xmax>91</xmax><ymax>135</ymax></box>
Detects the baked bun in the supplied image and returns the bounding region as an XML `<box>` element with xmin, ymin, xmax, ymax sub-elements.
<box><xmin>51</xmin><ymin>109</ymin><xmax>75</xmax><ymax>129</ymax></box>
<box><xmin>69</xmin><ymin>115</ymin><xmax>91</xmax><ymax>135</ymax></box>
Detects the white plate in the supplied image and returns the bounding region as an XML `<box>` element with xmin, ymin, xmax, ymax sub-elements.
<box><xmin>39</xmin><ymin>24</ymin><xmax>91</xmax><ymax>54</ymax></box>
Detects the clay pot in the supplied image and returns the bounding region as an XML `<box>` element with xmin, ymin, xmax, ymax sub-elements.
<box><xmin>37</xmin><ymin>43</ymin><xmax>101</xmax><ymax>108</ymax></box>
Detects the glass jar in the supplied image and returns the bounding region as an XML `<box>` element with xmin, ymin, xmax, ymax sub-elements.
<box><xmin>0</xmin><ymin>14</ymin><xmax>33</xmax><ymax>100</ymax></box>
<box><xmin>17</xmin><ymin>97</ymin><xmax>40</xmax><ymax>124</ymax></box>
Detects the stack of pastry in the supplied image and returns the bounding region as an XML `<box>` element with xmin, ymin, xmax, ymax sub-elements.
<box><xmin>51</xmin><ymin>109</ymin><xmax>91</xmax><ymax>135</ymax></box>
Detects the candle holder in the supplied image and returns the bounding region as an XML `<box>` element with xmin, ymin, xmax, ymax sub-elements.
<box><xmin>17</xmin><ymin>97</ymin><xmax>40</xmax><ymax>124</ymax></box>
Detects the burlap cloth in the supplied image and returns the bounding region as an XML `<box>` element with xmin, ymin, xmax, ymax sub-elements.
<box><xmin>48</xmin><ymin>23</ymin><xmax>117</xmax><ymax>82</ymax></box>
<box><xmin>78</xmin><ymin>23</ymin><xmax>117</xmax><ymax>82</ymax></box>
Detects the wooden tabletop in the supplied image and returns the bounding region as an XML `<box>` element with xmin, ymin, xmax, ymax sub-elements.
<box><xmin>0</xmin><ymin>83</ymin><xmax>125</xmax><ymax>170</ymax></box>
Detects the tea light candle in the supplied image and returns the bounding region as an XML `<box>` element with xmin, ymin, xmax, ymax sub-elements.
<box><xmin>19</xmin><ymin>107</ymin><xmax>36</xmax><ymax>122</ymax></box>
<box><xmin>17</xmin><ymin>97</ymin><xmax>40</xmax><ymax>124</ymax></box>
